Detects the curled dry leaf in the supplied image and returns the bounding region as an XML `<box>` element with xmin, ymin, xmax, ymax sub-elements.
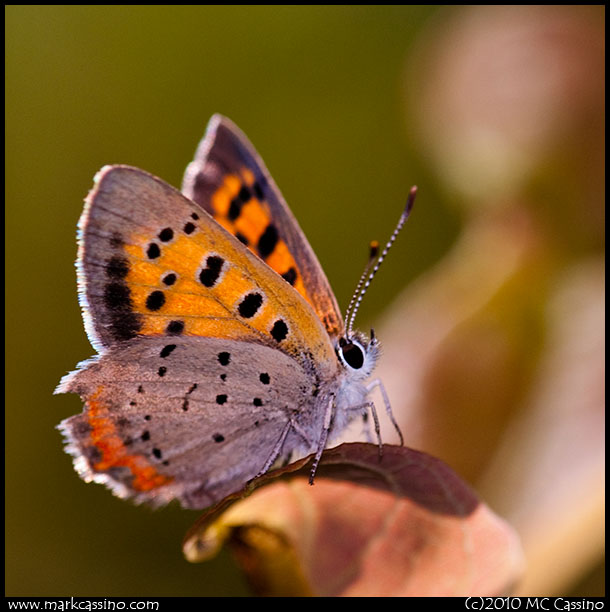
<box><xmin>184</xmin><ymin>443</ymin><xmax>523</xmax><ymax>596</ymax></box>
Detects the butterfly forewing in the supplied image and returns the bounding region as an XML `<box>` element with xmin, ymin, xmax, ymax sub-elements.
<box><xmin>182</xmin><ymin>114</ymin><xmax>344</xmax><ymax>338</ymax></box>
<box><xmin>78</xmin><ymin>165</ymin><xmax>336</xmax><ymax>380</ymax></box>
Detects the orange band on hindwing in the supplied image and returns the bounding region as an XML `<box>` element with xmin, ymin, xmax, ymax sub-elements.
<box><xmin>86</xmin><ymin>388</ymin><xmax>170</xmax><ymax>492</ymax></box>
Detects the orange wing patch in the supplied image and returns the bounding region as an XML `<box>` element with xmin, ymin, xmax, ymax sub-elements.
<box><xmin>119</xmin><ymin>226</ymin><xmax>298</xmax><ymax>347</ymax></box>
<box><xmin>86</xmin><ymin>387</ymin><xmax>171</xmax><ymax>492</ymax></box>
<box><xmin>80</xmin><ymin>166</ymin><xmax>336</xmax><ymax>374</ymax></box>
<box><xmin>108</xmin><ymin>196</ymin><xmax>331</xmax><ymax>369</ymax></box>
<box><xmin>208</xmin><ymin>168</ymin><xmax>307</xmax><ymax>300</ymax></box>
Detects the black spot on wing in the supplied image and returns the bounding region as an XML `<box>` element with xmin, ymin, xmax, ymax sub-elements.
<box><xmin>271</xmin><ymin>319</ymin><xmax>288</xmax><ymax>342</ymax></box>
<box><xmin>146</xmin><ymin>243</ymin><xmax>160</xmax><ymax>259</ymax></box>
<box><xmin>238</xmin><ymin>293</ymin><xmax>263</xmax><ymax>318</ymax></box>
<box><xmin>160</xmin><ymin>344</ymin><xmax>176</xmax><ymax>358</ymax></box>
<box><xmin>199</xmin><ymin>255</ymin><xmax>224</xmax><ymax>288</ymax></box>
<box><xmin>109</xmin><ymin>233</ymin><xmax>124</xmax><ymax>248</ymax></box>
<box><xmin>228</xmin><ymin>185</ymin><xmax>252</xmax><ymax>221</ymax></box>
<box><xmin>281</xmin><ymin>267</ymin><xmax>297</xmax><ymax>286</ymax></box>
<box><xmin>106</xmin><ymin>256</ymin><xmax>129</xmax><ymax>279</ymax></box>
<box><xmin>167</xmin><ymin>320</ymin><xmax>184</xmax><ymax>335</ymax></box>
<box><xmin>253</xmin><ymin>181</ymin><xmax>264</xmax><ymax>201</ymax></box>
<box><xmin>257</xmin><ymin>223</ymin><xmax>279</xmax><ymax>259</ymax></box>
<box><xmin>103</xmin><ymin>281</ymin><xmax>142</xmax><ymax>340</ymax></box>
<box><xmin>158</xmin><ymin>227</ymin><xmax>174</xmax><ymax>242</ymax></box>
<box><xmin>146</xmin><ymin>290</ymin><xmax>165</xmax><ymax>311</ymax></box>
<box><xmin>235</xmin><ymin>232</ymin><xmax>249</xmax><ymax>246</ymax></box>
<box><xmin>162</xmin><ymin>273</ymin><xmax>177</xmax><ymax>286</ymax></box>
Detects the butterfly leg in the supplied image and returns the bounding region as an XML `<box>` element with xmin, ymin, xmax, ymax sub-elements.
<box><xmin>277</xmin><ymin>415</ymin><xmax>315</xmax><ymax>467</ymax></box>
<box><xmin>309</xmin><ymin>395</ymin><xmax>335</xmax><ymax>485</ymax></box>
<box><xmin>360</xmin><ymin>410</ymin><xmax>374</xmax><ymax>444</ymax></box>
<box><xmin>344</xmin><ymin>401</ymin><xmax>383</xmax><ymax>456</ymax></box>
<box><xmin>287</xmin><ymin>417</ymin><xmax>315</xmax><ymax>449</ymax></box>
<box><xmin>254</xmin><ymin>418</ymin><xmax>292</xmax><ymax>479</ymax></box>
<box><xmin>366</xmin><ymin>378</ymin><xmax>404</xmax><ymax>446</ymax></box>
<box><xmin>366</xmin><ymin>401</ymin><xmax>382</xmax><ymax>456</ymax></box>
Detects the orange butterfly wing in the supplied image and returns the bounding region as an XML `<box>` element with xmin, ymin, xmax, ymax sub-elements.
<box><xmin>75</xmin><ymin>165</ymin><xmax>337</xmax><ymax>378</ymax></box>
<box><xmin>182</xmin><ymin>114</ymin><xmax>344</xmax><ymax>338</ymax></box>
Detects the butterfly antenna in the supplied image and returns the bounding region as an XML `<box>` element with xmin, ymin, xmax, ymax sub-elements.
<box><xmin>344</xmin><ymin>240</ymin><xmax>380</xmax><ymax>328</ymax></box>
<box><xmin>346</xmin><ymin>186</ymin><xmax>417</xmax><ymax>336</ymax></box>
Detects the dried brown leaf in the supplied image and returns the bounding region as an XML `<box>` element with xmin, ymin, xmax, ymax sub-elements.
<box><xmin>184</xmin><ymin>443</ymin><xmax>523</xmax><ymax>596</ymax></box>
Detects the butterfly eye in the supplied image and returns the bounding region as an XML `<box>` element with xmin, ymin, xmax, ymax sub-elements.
<box><xmin>339</xmin><ymin>339</ymin><xmax>365</xmax><ymax>370</ymax></box>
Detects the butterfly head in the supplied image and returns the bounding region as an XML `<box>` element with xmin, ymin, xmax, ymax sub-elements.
<box><xmin>336</xmin><ymin>329</ymin><xmax>379</xmax><ymax>380</ymax></box>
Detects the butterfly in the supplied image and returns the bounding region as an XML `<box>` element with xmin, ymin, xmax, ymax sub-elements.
<box><xmin>56</xmin><ymin>115</ymin><xmax>415</xmax><ymax>509</ymax></box>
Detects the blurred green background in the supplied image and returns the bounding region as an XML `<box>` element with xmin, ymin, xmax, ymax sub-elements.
<box><xmin>6</xmin><ymin>6</ymin><xmax>448</xmax><ymax>596</ymax></box>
